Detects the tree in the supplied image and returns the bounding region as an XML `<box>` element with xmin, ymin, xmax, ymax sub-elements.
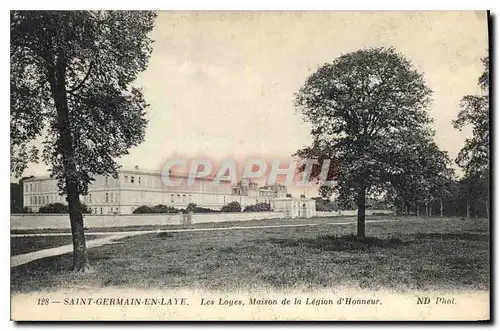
<box><xmin>453</xmin><ymin>56</ymin><xmax>490</xmax><ymax>218</ymax></box>
<box><xmin>295</xmin><ymin>47</ymin><xmax>435</xmax><ymax>239</ymax></box>
<box><xmin>10</xmin><ymin>11</ymin><xmax>156</xmax><ymax>271</ymax></box>
<box><xmin>318</xmin><ymin>185</ymin><xmax>335</xmax><ymax>199</ymax></box>
<box><xmin>221</xmin><ymin>201</ymin><xmax>242</xmax><ymax>212</ymax></box>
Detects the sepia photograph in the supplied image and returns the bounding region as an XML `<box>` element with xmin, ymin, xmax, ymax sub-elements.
<box><xmin>9</xmin><ymin>9</ymin><xmax>490</xmax><ymax>321</ymax></box>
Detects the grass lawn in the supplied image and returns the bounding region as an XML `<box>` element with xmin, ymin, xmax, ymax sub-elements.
<box><xmin>11</xmin><ymin>235</ymin><xmax>104</xmax><ymax>256</ymax></box>
<box><xmin>11</xmin><ymin>217</ymin><xmax>489</xmax><ymax>293</ymax></box>
<box><xmin>10</xmin><ymin>215</ymin><xmax>360</xmax><ymax>235</ymax></box>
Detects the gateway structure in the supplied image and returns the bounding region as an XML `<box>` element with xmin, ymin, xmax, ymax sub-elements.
<box><xmin>22</xmin><ymin>166</ymin><xmax>316</xmax><ymax>217</ymax></box>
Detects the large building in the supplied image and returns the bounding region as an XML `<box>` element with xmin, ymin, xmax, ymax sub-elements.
<box><xmin>22</xmin><ymin>166</ymin><xmax>315</xmax><ymax>217</ymax></box>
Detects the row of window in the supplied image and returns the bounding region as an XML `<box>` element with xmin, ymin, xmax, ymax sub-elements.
<box><xmin>170</xmin><ymin>194</ymin><xmax>192</xmax><ymax>203</ymax></box>
<box><xmin>123</xmin><ymin>175</ymin><xmax>141</xmax><ymax>184</ymax></box>
<box><xmin>28</xmin><ymin>195</ymin><xmax>64</xmax><ymax>206</ymax></box>
<box><xmin>91</xmin><ymin>207</ymin><xmax>119</xmax><ymax>214</ymax></box>
<box><xmin>82</xmin><ymin>193</ymin><xmax>118</xmax><ymax>204</ymax></box>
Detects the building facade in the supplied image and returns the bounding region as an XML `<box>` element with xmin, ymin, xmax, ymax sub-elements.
<box><xmin>23</xmin><ymin>167</ymin><xmax>316</xmax><ymax>217</ymax></box>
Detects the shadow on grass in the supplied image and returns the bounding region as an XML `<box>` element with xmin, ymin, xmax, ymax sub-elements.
<box><xmin>259</xmin><ymin>234</ymin><xmax>407</xmax><ymax>252</ymax></box>
<box><xmin>415</xmin><ymin>232</ymin><xmax>489</xmax><ymax>242</ymax></box>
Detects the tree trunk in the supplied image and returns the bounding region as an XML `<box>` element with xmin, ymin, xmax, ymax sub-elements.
<box><xmin>485</xmin><ymin>198</ymin><xmax>489</xmax><ymax>219</ymax></box>
<box><xmin>429</xmin><ymin>203</ymin><xmax>432</xmax><ymax>217</ymax></box>
<box><xmin>466</xmin><ymin>198</ymin><xmax>471</xmax><ymax>219</ymax></box>
<box><xmin>440</xmin><ymin>198</ymin><xmax>443</xmax><ymax>218</ymax></box>
<box><xmin>416</xmin><ymin>205</ymin><xmax>419</xmax><ymax>217</ymax></box>
<box><xmin>48</xmin><ymin>53</ymin><xmax>90</xmax><ymax>272</ymax></box>
<box><xmin>356</xmin><ymin>187</ymin><xmax>366</xmax><ymax>240</ymax></box>
<box><xmin>425</xmin><ymin>203</ymin><xmax>429</xmax><ymax>217</ymax></box>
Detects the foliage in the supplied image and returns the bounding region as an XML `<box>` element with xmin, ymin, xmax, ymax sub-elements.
<box><xmin>453</xmin><ymin>56</ymin><xmax>489</xmax><ymax>178</ymax></box>
<box><xmin>452</xmin><ymin>56</ymin><xmax>490</xmax><ymax>218</ymax></box>
<box><xmin>243</xmin><ymin>203</ymin><xmax>271</xmax><ymax>212</ymax></box>
<box><xmin>11</xmin><ymin>11</ymin><xmax>156</xmax><ymax>269</ymax></box>
<box><xmin>294</xmin><ymin>47</ymin><xmax>442</xmax><ymax>236</ymax></box>
<box><xmin>132</xmin><ymin>205</ymin><xmax>154</xmax><ymax>214</ymax></box>
<box><xmin>133</xmin><ymin>205</ymin><xmax>181</xmax><ymax>214</ymax></box>
<box><xmin>312</xmin><ymin>198</ymin><xmax>335</xmax><ymax>212</ymax></box>
<box><xmin>318</xmin><ymin>186</ymin><xmax>335</xmax><ymax>199</ymax></box>
<box><xmin>221</xmin><ymin>201</ymin><xmax>242</xmax><ymax>212</ymax></box>
<box><xmin>11</xmin><ymin>11</ymin><xmax>156</xmax><ymax>194</ymax></box>
<box><xmin>80</xmin><ymin>203</ymin><xmax>92</xmax><ymax>214</ymax></box>
<box><xmin>152</xmin><ymin>204</ymin><xmax>180</xmax><ymax>214</ymax></box>
<box><xmin>10</xmin><ymin>182</ymin><xmax>24</xmax><ymax>213</ymax></box>
<box><xmin>39</xmin><ymin>202</ymin><xmax>69</xmax><ymax>213</ymax></box>
<box><xmin>186</xmin><ymin>203</ymin><xmax>217</xmax><ymax>213</ymax></box>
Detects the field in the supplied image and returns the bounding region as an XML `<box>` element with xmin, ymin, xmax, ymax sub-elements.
<box><xmin>11</xmin><ymin>216</ymin><xmax>490</xmax><ymax>293</ymax></box>
<box><xmin>11</xmin><ymin>235</ymin><xmax>104</xmax><ymax>256</ymax></box>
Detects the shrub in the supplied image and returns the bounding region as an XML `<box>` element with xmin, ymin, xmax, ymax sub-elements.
<box><xmin>22</xmin><ymin>207</ymin><xmax>33</xmax><ymax>213</ymax></box>
<box><xmin>38</xmin><ymin>203</ymin><xmax>69</xmax><ymax>214</ymax></box>
<box><xmin>186</xmin><ymin>203</ymin><xmax>216</xmax><ymax>213</ymax></box>
<box><xmin>80</xmin><ymin>203</ymin><xmax>92</xmax><ymax>214</ymax></box>
<box><xmin>221</xmin><ymin>201</ymin><xmax>242</xmax><ymax>212</ymax></box>
<box><xmin>132</xmin><ymin>205</ymin><xmax>155</xmax><ymax>214</ymax></box>
<box><xmin>243</xmin><ymin>203</ymin><xmax>271</xmax><ymax>212</ymax></box>
<box><xmin>152</xmin><ymin>204</ymin><xmax>179</xmax><ymax>214</ymax></box>
<box><xmin>314</xmin><ymin>198</ymin><xmax>335</xmax><ymax>212</ymax></box>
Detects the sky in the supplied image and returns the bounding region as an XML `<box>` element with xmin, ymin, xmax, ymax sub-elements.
<box><xmin>18</xmin><ymin>11</ymin><xmax>489</xmax><ymax>195</ymax></box>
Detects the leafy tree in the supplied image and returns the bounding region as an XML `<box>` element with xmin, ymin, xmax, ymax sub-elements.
<box><xmin>10</xmin><ymin>182</ymin><xmax>23</xmax><ymax>213</ymax></box>
<box><xmin>10</xmin><ymin>11</ymin><xmax>156</xmax><ymax>271</ymax></box>
<box><xmin>295</xmin><ymin>47</ymin><xmax>435</xmax><ymax>239</ymax></box>
<box><xmin>453</xmin><ymin>56</ymin><xmax>490</xmax><ymax>218</ymax></box>
<box><xmin>386</xmin><ymin>135</ymin><xmax>454</xmax><ymax>216</ymax></box>
<box><xmin>312</xmin><ymin>198</ymin><xmax>335</xmax><ymax>212</ymax></box>
<box><xmin>221</xmin><ymin>201</ymin><xmax>242</xmax><ymax>212</ymax></box>
<box><xmin>318</xmin><ymin>185</ymin><xmax>335</xmax><ymax>199</ymax></box>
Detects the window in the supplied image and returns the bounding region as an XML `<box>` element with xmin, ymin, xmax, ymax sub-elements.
<box><xmin>171</xmin><ymin>194</ymin><xmax>174</xmax><ymax>203</ymax></box>
<box><xmin>105</xmin><ymin>193</ymin><xmax>109</xmax><ymax>203</ymax></box>
<box><xmin>25</xmin><ymin>184</ymin><xmax>28</xmax><ymax>192</ymax></box>
<box><xmin>30</xmin><ymin>183</ymin><xmax>32</xmax><ymax>192</ymax></box>
<box><xmin>131</xmin><ymin>176</ymin><xmax>135</xmax><ymax>184</ymax></box>
<box><xmin>124</xmin><ymin>176</ymin><xmax>128</xmax><ymax>183</ymax></box>
<box><xmin>116</xmin><ymin>207</ymin><xmax>119</xmax><ymax>213</ymax></box>
<box><xmin>46</xmin><ymin>196</ymin><xmax>49</xmax><ymax>204</ymax></box>
<box><xmin>110</xmin><ymin>193</ymin><xmax>114</xmax><ymax>203</ymax></box>
<box><xmin>138</xmin><ymin>177</ymin><xmax>141</xmax><ymax>185</ymax></box>
<box><xmin>30</xmin><ymin>196</ymin><xmax>32</xmax><ymax>205</ymax></box>
<box><xmin>100</xmin><ymin>208</ymin><xmax>103</xmax><ymax>214</ymax></box>
<box><xmin>105</xmin><ymin>176</ymin><xmax>108</xmax><ymax>185</ymax></box>
<box><xmin>42</xmin><ymin>196</ymin><xmax>45</xmax><ymax>205</ymax></box>
<box><xmin>183</xmin><ymin>194</ymin><xmax>186</xmax><ymax>202</ymax></box>
<box><xmin>188</xmin><ymin>194</ymin><xmax>192</xmax><ymax>202</ymax></box>
<box><xmin>89</xmin><ymin>194</ymin><xmax>92</xmax><ymax>203</ymax></box>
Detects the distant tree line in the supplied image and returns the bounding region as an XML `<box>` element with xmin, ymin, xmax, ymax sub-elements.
<box><xmin>131</xmin><ymin>201</ymin><xmax>271</xmax><ymax>214</ymax></box>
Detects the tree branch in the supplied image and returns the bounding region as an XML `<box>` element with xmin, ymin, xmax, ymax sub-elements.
<box><xmin>66</xmin><ymin>60</ymin><xmax>94</xmax><ymax>94</ymax></box>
